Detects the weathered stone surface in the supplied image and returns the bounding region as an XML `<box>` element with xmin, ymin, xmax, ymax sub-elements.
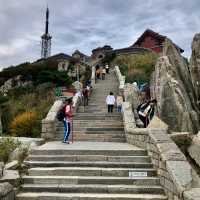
<box><xmin>0</xmin><ymin>170</ymin><xmax>20</xmax><ymax>187</ymax></box>
<box><xmin>148</xmin><ymin>116</ymin><xmax>168</xmax><ymax>129</ymax></box>
<box><xmin>124</xmin><ymin>83</ymin><xmax>140</xmax><ymax>110</ymax></box>
<box><xmin>151</xmin><ymin>38</ymin><xmax>199</xmax><ymax>133</ymax></box>
<box><xmin>184</xmin><ymin>188</ymin><xmax>200</xmax><ymax>200</ymax></box>
<box><xmin>149</xmin><ymin>132</ymin><xmax>171</xmax><ymax>144</ymax></box>
<box><xmin>5</xmin><ymin>161</ymin><xmax>18</xmax><ymax>170</ymax></box>
<box><xmin>189</xmin><ymin>33</ymin><xmax>200</xmax><ymax>105</ymax></box>
<box><xmin>166</xmin><ymin>161</ymin><xmax>192</xmax><ymax>193</ymax></box>
<box><xmin>0</xmin><ymin>182</ymin><xmax>14</xmax><ymax>198</ymax></box>
<box><xmin>188</xmin><ymin>132</ymin><xmax>200</xmax><ymax>168</ymax></box>
<box><xmin>170</xmin><ymin>132</ymin><xmax>191</xmax><ymax>144</ymax></box>
<box><xmin>157</xmin><ymin>143</ymin><xmax>186</xmax><ymax>161</ymax></box>
<box><xmin>0</xmin><ymin>162</ymin><xmax>4</xmax><ymax>178</ymax></box>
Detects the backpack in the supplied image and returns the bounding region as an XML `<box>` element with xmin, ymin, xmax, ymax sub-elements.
<box><xmin>56</xmin><ymin>105</ymin><xmax>66</xmax><ymax>121</ymax></box>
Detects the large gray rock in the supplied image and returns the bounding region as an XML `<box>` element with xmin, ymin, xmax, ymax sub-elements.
<box><xmin>0</xmin><ymin>162</ymin><xmax>4</xmax><ymax>178</ymax></box>
<box><xmin>151</xmin><ymin>39</ymin><xmax>199</xmax><ymax>133</ymax></box>
<box><xmin>188</xmin><ymin>132</ymin><xmax>200</xmax><ymax>168</ymax></box>
<box><xmin>0</xmin><ymin>182</ymin><xmax>15</xmax><ymax>199</ymax></box>
<box><xmin>190</xmin><ymin>33</ymin><xmax>200</xmax><ymax>105</ymax></box>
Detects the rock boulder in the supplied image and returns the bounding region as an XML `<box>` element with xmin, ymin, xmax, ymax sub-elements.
<box><xmin>190</xmin><ymin>33</ymin><xmax>200</xmax><ymax>105</ymax></box>
<box><xmin>151</xmin><ymin>39</ymin><xmax>199</xmax><ymax>133</ymax></box>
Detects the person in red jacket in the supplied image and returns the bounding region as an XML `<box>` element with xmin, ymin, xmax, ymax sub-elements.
<box><xmin>63</xmin><ymin>98</ymin><xmax>73</xmax><ymax>144</ymax></box>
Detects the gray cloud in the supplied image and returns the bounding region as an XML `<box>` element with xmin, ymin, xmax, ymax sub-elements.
<box><xmin>0</xmin><ymin>0</ymin><xmax>200</xmax><ymax>68</ymax></box>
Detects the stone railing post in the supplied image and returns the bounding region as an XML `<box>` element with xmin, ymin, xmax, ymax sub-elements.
<box><xmin>114</xmin><ymin>65</ymin><xmax>125</xmax><ymax>94</ymax></box>
<box><xmin>91</xmin><ymin>66</ymin><xmax>96</xmax><ymax>86</ymax></box>
<box><xmin>41</xmin><ymin>100</ymin><xmax>63</xmax><ymax>141</ymax></box>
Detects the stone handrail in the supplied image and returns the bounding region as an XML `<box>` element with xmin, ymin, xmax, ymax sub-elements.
<box><xmin>114</xmin><ymin>65</ymin><xmax>200</xmax><ymax>200</ymax></box>
<box><xmin>91</xmin><ymin>66</ymin><xmax>96</xmax><ymax>86</ymax></box>
<box><xmin>114</xmin><ymin>66</ymin><xmax>125</xmax><ymax>93</ymax></box>
<box><xmin>41</xmin><ymin>100</ymin><xmax>63</xmax><ymax>140</ymax></box>
<box><xmin>122</xmin><ymin>101</ymin><xmax>194</xmax><ymax>200</ymax></box>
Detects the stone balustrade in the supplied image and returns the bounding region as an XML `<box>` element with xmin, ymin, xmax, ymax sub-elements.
<box><xmin>91</xmin><ymin>66</ymin><xmax>96</xmax><ymax>86</ymax></box>
<box><xmin>41</xmin><ymin>100</ymin><xmax>63</xmax><ymax>140</ymax></box>
<box><xmin>114</xmin><ymin>65</ymin><xmax>125</xmax><ymax>93</ymax></box>
<box><xmin>122</xmin><ymin>101</ymin><xmax>196</xmax><ymax>200</ymax></box>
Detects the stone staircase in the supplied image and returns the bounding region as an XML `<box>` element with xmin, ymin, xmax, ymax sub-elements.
<box><xmin>55</xmin><ymin>69</ymin><xmax>125</xmax><ymax>142</ymax></box>
<box><xmin>16</xmin><ymin>68</ymin><xmax>168</xmax><ymax>200</ymax></box>
<box><xmin>17</xmin><ymin>142</ymin><xmax>167</xmax><ymax>200</ymax></box>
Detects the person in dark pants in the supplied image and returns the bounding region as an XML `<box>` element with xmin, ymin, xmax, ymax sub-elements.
<box><xmin>82</xmin><ymin>86</ymin><xmax>89</xmax><ymax>106</ymax></box>
<box><xmin>105</xmin><ymin>64</ymin><xmax>109</xmax><ymax>74</ymax></box>
<box><xmin>63</xmin><ymin>98</ymin><xmax>73</xmax><ymax>143</ymax></box>
<box><xmin>137</xmin><ymin>99</ymin><xmax>157</xmax><ymax>128</ymax></box>
<box><xmin>106</xmin><ymin>92</ymin><xmax>116</xmax><ymax>113</ymax></box>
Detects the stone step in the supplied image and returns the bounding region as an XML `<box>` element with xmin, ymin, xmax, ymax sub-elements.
<box><xmin>24</xmin><ymin>161</ymin><xmax>153</xmax><ymax>168</ymax></box>
<box><xmin>56</xmin><ymin>131</ymin><xmax>125</xmax><ymax>136</ymax></box>
<box><xmin>26</xmin><ymin>155</ymin><xmax>151</xmax><ymax>163</ymax></box>
<box><xmin>55</xmin><ymin>137</ymin><xmax>126</xmax><ymax>143</ymax></box>
<box><xmin>56</xmin><ymin>127</ymin><xmax>124</xmax><ymax>132</ymax></box>
<box><xmin>21</xmin><ymin>184</ymin><xmax>164</xmax><ymax>194</ymax></box>
<box><xmin>58</xmin><ymin>121</ymin><xmax>123</xmax><ymax>126</ymax></box>
<box><xmin>22</xmin><ymin>175</ymin><xmax>160</xmax><ymax>185</ymax></box>
<box><xmin>74</xmin><ymin>116</ymin><xmax>122</xmax><ymax>120</ymax></box>
<box><xmin>28</xmin><ymin>167</ymin><xmax>156</xmax><ymax>176</ymax></box>
<box><xmin>16</xmin><ymin>192</ymin><xmax>167</xmax><ymax>200</ymax></box>
<box><xmin>30</xmin><ymin>149</ymin><xmax>147</xmax><ymax>156</ymax></box>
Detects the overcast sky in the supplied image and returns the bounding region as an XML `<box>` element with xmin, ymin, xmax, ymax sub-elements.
<box><xmin>0</xmin><ymin>0</ymin><xmax>199</xmax><ymax>69</ymax></box>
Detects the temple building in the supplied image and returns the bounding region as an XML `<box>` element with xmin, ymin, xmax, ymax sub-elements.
<box><xmin>131</xmin><ymin>29</ymin><xmax>184</xmax><ymax>54</ymax></box>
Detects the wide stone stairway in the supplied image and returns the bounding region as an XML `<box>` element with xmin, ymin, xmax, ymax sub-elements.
<box><xmin>16</xmin><ymin>69</ymin><xmax>167</xmax><ymax>199</ymax></box>
<box><xmin>55</xmin><ymin>69</ymin><xmax>125</xmax><ymax>142</ymax></box>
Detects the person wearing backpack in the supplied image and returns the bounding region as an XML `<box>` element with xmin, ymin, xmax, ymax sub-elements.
<box><xmin>63</xmin><ymin>98</ymin><xmax>73</xmax><ymax>144</ymax></box>
<box><xmin>137</xmin><ymin>99</ymin><xmax>157</xmax><ymax>128</ymax></box>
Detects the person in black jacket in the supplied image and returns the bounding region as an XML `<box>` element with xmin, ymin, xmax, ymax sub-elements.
<box><xmin>137</xmin><ymin>99</ymin><xmax>157</xmax><ymax>128</ymax></box>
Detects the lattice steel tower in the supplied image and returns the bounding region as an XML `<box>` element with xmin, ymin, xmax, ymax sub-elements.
<box><xmin>41</xmin><ymin>7</ymin><xmax>52</xmax><ymax>59</ymax></box>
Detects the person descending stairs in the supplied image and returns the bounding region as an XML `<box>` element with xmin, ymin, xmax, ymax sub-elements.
<box><xmin>16</xmin><ymin>67</ymin><xmax>168</xmax><ymax>200</ymax></box>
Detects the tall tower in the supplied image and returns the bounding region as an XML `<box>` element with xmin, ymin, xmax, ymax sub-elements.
<box><xmin>41</xmin><ymin>7</ymin><xmax>52</xmax><ymax>59</ymax></box>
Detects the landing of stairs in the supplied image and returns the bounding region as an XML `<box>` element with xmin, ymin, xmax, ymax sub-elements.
<box><xmin>31</xmin><ymin>141</ymin><xmax>143</xmax><ymax>151</ymax></box>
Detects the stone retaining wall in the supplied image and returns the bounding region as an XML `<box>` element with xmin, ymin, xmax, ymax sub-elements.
<box><xmin>122</xmin><ymin>101</ymin><xmax>195</xmax><ymax>200</ymax></box>
<box><xmin>115</xmin><ymin>65</ymin><xmax>200</xmax><ymax>200</ymax></box>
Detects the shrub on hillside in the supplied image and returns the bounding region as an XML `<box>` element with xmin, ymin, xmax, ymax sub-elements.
<box><xmin>10</xmin><ymin>111</ymin><xmax>38</xmax><ymax>137</ymax></box>
<box><xmin>102</xmin><ymin>52</ymin><xmax>116</xmax><ymax>64</ymax></box>
<box><xmin>8</xmin><ymin>85</ymin><xmax>35</xmax><ymax>98</ymax></box>
<box><xmin>37</xmin><ymin>70</ymin><xmax>72</xmax><ymax>86</ymax></box>
<box><xmin>112</xmin><ymin>53</ymin><xmax>158</xmax><ymax>83</ymax></box>
<box><xmin>0</xmin><ymin>95</ymin><xmax>9</xmax><ymax>104</ymax></box>
<box><xmin>0</xmin><ymin>137</ymin><xmax>21</xmax><ymax>163</ymax></box>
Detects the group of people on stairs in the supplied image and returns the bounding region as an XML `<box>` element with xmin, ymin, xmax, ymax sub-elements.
<box><xmin>96</xmin><ymin>64</ymin><xmax>109</xmax><ymax>80</ymax></box>
<box><xmin>57</xmin><ymin>64</ymin><xmax>157</xmax><ymax>144</ymax></box>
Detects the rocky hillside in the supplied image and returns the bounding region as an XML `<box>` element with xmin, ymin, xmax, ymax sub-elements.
<box><xmin>151</xmin><ymin>38</ymin><xmax>200</xmax><ymax>134</ymax></box>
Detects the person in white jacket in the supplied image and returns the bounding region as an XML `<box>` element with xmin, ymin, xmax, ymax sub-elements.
<box><xmin>106</xmin><ymin>92</ymin><xmax>116</xmax><ymax>113</ymax></box>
